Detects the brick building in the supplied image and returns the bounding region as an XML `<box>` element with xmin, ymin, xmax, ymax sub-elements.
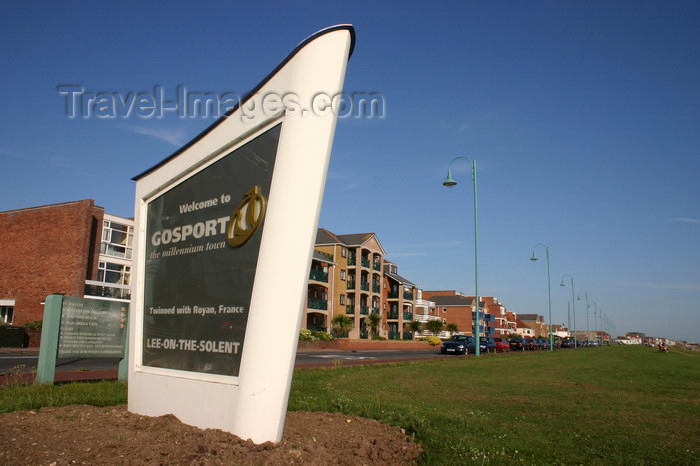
<box><xmin>516</xmin><ymin>314</ymin><xmax>548</xmax><ymax>337</ymax></box>
<box><xmin>422</xmin><ymin>290</ymin><xmax>494</xmax><ymax>337</ymax></box>
<box><xmin>302</xmin><ymin>229</ymin><xmax>416</xmax><ymax>339</ymax></box>
<box><xmin>0</xmin><ymin>200</ymin><xmax>133</xmax><ymax>327</ymax></box>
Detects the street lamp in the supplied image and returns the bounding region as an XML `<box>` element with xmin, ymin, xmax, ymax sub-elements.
<box><xmin>560</xmin><ymin>274</ymin><xmax>577</xmax><ymax>348</ymax></box>
<box><xmin>443</xmin><ymin>156</ymin><xmax>480</xmax><ymax>357</ymax></box>
<box><xmin>530</xmin><ymin>244</ymin><xmax>553</xmax><ymax>351</ymax></box>
<box><xmin>577</xmin><ymin>291</ymin><xmax>590</xmax><ymax>346</ymax></box>
<box><xmin>593</xmin><ymin>302</ymin><xmax>598</xmax><ymax>346</ymax></box>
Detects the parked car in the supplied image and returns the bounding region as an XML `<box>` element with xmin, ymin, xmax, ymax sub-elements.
<box><xmin>440</xmin><ymin>335</ymin><xmax>471</xmax><ymax>355</ymax></box>
<box><xmin>494</xmin><ymin>337</ymin><xmax>510</xmax><ymax>352</ymax></box>
<box><xmin>560</xmin><ymin>339</ymin><xmax>574</xmax><ymax>348</ymax></box>
<box><xmin>509</xmin><ymin>337</ymin><xmax>527</xmax><ymax>351</ymax></box>
<box><xmin>538</xmin><ymin>338</ymin><xmax>550</xmax><ymax>350</ymax></box>
<box><xmin>524</xmin><ymin>337</ymin><xmax>536</xmax><ymax>350</ymax></box>
<box><xmin>482</xmin><ymin>337</ymin><xmax>497</xmax><ymax>353</ymax></box>
<box><xmin>467</xmin><ymin>336</ymin><xmax>488</xmax><ymax>354</ymax></box>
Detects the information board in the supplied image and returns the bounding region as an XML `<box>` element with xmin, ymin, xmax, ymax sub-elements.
<box><xmin>142</xmin><ymin>124</ymin><xmax>280</xmax><ymax>377</ymax></box>
<box><xmin>57</xmin><ymin>296</ymin><xmax>128</xmax><ymax>358</ymax></box>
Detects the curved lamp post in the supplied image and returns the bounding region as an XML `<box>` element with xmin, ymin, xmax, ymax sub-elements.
<box><xmin>443</xmin><ymin>156</ymin><xmax>480</xmax><ymax>357</ymax></box>
<box><xmin>593</xmin><ymin>302</ymin><xmax>598</xmax><ymax>346</ymax></box>
<box><xmin>560</xmin><ymin>274</ymin><xmax>577</xmax><ymax>348</ymax></box>
<box><xmin>530</xmin><ymin>244</ymin><xmax>553</xmax><ymax>351</ymax></box>
<box><xmin>577</xmin><ymin>291</ymin><xmax>590</xmax><ymax>346</ymax></box>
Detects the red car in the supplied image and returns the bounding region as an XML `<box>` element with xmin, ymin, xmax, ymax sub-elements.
<box><xmin>494</xmin><ymin>337</ymin><xmax>510</xmax><ymax>352</ymax></box>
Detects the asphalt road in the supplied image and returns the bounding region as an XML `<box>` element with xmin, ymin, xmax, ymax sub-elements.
<box><xmin>0</xmin><ymin>348</ymin><xmax>448</xmax><ymax>375</ymax></box>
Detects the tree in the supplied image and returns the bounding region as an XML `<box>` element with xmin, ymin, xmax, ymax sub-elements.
<box><xmin>446</xmin><ymin>322</ymin><xmax>459</xmax><ymax>334</ymax></box>
<box><xmin>425</xmin><ymin>319</ymin><xmax>443</xmax><ymax>335</ymax></box>
<box><xmin>331</xmin><ymin>314</ymin><xmax>353</xmax><ymax>338</ymax></box>
<box><xmin>407</xmin><ymin>320</ymin><xmax>423</xmax><ymax>337</ymax></box>
<box><xmin>366</xmin><ymin>312</ymin><xmax>382</xmax><ymax>338</ymax></box>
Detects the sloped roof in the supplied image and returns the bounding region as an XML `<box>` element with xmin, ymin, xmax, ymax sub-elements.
<box><xmin>385</xmin><ymin>270</ymin><xmax>415</xmax><ymax>287</ymax></box>
<box><xmin>430</xmin><ymin>295</ymin><xmax>475</xmax><ymax>306</ymax></box>
<box><xmin>336</xmin><ymin>232</ymin><xmax>375</xmax><ymax>246</ymax></box>
<box><xmin>312</xmin><ymin>250</ymin><xmax>335</xmax><ymax>264</ymax></box>
<box><xmin>316</xmin><ymin>228</ymin><xmax>343</xmax><ymax>245</ymax></box>
<box><xmin>315</xmin><ymin>229</ymin><xmax>376</xmax><ymax>247</ymax></box>
<box><xmin>517</xmin><ymin>314</ymin><xmax>541</xmax><ymax>321</ymax></box>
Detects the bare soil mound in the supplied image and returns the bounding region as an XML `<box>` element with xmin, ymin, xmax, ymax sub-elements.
<box><xmin>0</xmin><ymin>404</ymin><xmax>421</xmax><ymax>465</ymax></box>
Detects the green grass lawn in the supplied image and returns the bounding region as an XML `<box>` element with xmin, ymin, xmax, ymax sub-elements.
<box><xmin>289</xmin><ymin>345</ymin><xmax>700</xmax><ymax>464</ymax></box>
<box><xmin>1</xmin><ymin>345</ymin><xmax>697</xmax><ymax>464</ymax></box>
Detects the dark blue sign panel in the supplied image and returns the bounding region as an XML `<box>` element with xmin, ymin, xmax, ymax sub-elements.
<box><xmin>143</xmin><ymin>125</ymin><xmax>280</xmax><ymax>376</ymax></box>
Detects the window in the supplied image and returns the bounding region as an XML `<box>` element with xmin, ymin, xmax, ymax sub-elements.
<box><xmin>0</xmin><ymin>306</ymin><xmax>13</xmax><ymax>324</ymax></box>
<box><xmin>340</xmin><ymin>295</ymin><xmax>345</xmax><ymax>305</ymax></box>
<box><xmin>101</xmin><ymin>220</ymin><xmax>134</xmax><ymax>259</ymax></box>
<box><xmin>341</xmin><ymin>247</ymin><xmax>347</xmax><ymax>257</ymax></box>
<box><xmin>98</xmin><ymin>262</ymin><xmax>131</xmax><ymax>285</ymax></box>
<box><xmin>340</xmin><ymin>270</ymin><xmax>346</xmax><ymax>280</ymax></box>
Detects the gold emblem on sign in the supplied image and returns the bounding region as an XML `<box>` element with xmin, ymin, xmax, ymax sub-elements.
<box><xmin>227</xmin><ymin>186</ymin><xmax>267</xmax><ymax>247</ymax></box>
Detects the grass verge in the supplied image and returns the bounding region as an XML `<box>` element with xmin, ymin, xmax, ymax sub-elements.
<box><xmin>289</xmin><ymin>345</ymin><xmax>699</xmax><ymax>464</ymax></box>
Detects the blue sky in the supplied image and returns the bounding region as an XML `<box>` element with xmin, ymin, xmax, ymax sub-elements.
<box><xmin>1</xmin><ymin>1</ymin><xmax>698</xmax><ymax>342</ymax></box>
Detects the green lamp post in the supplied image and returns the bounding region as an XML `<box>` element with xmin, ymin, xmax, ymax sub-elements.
<box><xmin>577</xmin><ymin>291</ymin><xmax>591</xmax><ymax>346</ymax></box>
<box><xmin>443</xmin><ymin>156</ymin><xmax>480</xmax><ymax>357</ymax></box>
<box><xmin>593</xmin><ymin>302</ymin><xmax>598</xmax><ymax>346</ymax></box>
<box><xmin>530</xmin><ymin>244</ymin><xmax>553</xmax><ymax>351</ymax></box>
<box><xmin>560</xmin><ymin>274</ymin><xmax>577</xmax><ymax>348</ymax></box>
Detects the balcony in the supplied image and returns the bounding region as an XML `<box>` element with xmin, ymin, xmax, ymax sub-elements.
<box><xmin>388</xmin><ymin>312</ymin><xmax>399</xmax><ymax>320</ymax></box>
<box><xmin>371</xmin><ymin>307</ymin><xmax>380</xmax><ymax>315</ymax></box>
<box><xmin>308</xmin><ymin>270</ymin><xmax>328</xmax><ymax>282</ymax></box>
<box><xmin>360</xmin><ymin>306</ymin><xmax>369</xmax><ymax>315</ymax></box>
<box><xmin>403</xmin><ymin>290</ymin><xmax>414</xmax><ymax>300</ymax></box>
<box><xmin>307</xmin><ymin>298</ymin><xmax>327</xmax><ymax>310</ymax></box>
<box><xmin>388</xmin><ymin>291</ymin><xmax>399</xmax><ymax>299</ymax></box>
<box><xmin>413</xmin><ymin>314</ymin><xmax>442</xmax><ymax>323</ymax></box>
<box><xmin>402</xmin><ymin>331</ymin><xmax>413</xmax><ymax>340</ymax></box>
<box><xmin>360</xmin><ymin>330</ymin><xmax>368</xmax><ymax>339</ymax></box>
<box><xmin>346</xmin><ymin>305</ymin><xmax>355</xmax><ymax>315</ymax></box>
<box><xmin>348</xmin><ymin>257</ymin><xmax>356</xmax><ymax>266</ymax></box>
<box><xmin>388</xmin><ymin>331</ymin><xmax>400</xmax><ymax>340</ymax></box>
<box><xmin>360</xmin><ymin>282</ymin><xmax>369</xmax><ymax>291</ymax></box>
<box><xmin>373</xmin><ymin>261</ymin><xmax>381</xmax><ymax>271</ymax></box>
<box><xmin>361</xmin><ymin>257</ymin><xmax>370</xmax><ymax>268</ymax></box>
<box><xmin>372</xmin><ymin>284</ymin><xmax>381</xmax><ymax>293</ymax></box>
<box><xmin>347</xmin><ymin>280</ymin><xmax>355</xmax><ymax>290</ymax></box>
<box><xmin>403</xmin><ymin>311</ymin><xmax>413</xmax><ymax>321</ymax></box>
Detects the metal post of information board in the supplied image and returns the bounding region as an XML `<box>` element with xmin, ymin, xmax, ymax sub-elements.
<box><xmin>36</xmin><ymin>294</ymin><xmax>63</xmax><ymax>384</ymax></box>
<box><xmin>118</xmin><ymin>305</ymin><xmax>129</xmax><ymax>382</ymax></box>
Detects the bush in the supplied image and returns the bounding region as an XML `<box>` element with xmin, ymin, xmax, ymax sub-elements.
<box><xmin>311</xmin><ymin>331</ymin><xmax>334</xmax><ymax>341</ymax></box>
<box><xmin>23</xmin><ymin>321</ymin><xmax>42</xmax><ymax>331</ymax></box>
<box><xmin>426</xmin><ymin>336</ymin><xmax>442</xmax><ymax>346</ymax></box>
<box><xmin>300</xmin><ymin>329</ymin><xmax>334</xmax><ymax>341</ymax></box>
<box><xmin>371</xmin><ymin>335</ymin><xmax>387</xmax><ymax>341</ymax></box>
